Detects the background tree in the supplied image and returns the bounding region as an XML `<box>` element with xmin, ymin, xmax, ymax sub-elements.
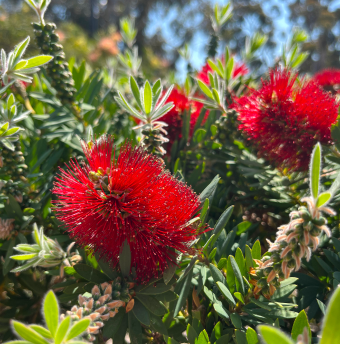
<box><xmin>289</xmin><ymin>0</ymin><xmax>340</xmax><ymax>73</ymax></box>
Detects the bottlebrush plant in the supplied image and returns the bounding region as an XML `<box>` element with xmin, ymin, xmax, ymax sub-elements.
<box><xmin>2</xmin><ymin>1</ymin><xmax>340</xmax><ymax>344</ymax></box>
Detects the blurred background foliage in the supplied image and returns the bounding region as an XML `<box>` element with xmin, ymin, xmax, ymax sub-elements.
<box><xmin>1</xmin><ymin>0</ymin><xmax>340</xmax><ymax>76</ymax></box>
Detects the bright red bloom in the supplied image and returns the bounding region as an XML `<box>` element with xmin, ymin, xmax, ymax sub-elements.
<box><xmin>234</xmin><ymin>69</ymin><xmax>338</xmax><ymax>171</ymax></box>
<box><xmin>197</xmin><ymin>59</ymin><xmax>248</xmax><ymax>85</ymax></box>
<box><xmin>53</xmin><ymin>136</ymin><xmax>201</xmax><ymax>281</ymax></box>
<box><xmin>161</xmin><ymin>88</ymin><xmax>209</xmax><ymax>149</ymax></box>
<box><xmin>313</xmin><ymin>69</ymin><xmax>340</xmax><ymax>93</ymax></box>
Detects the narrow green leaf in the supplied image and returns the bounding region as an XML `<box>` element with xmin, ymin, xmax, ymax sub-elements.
<box><xmin>213</xmin><ymin>303</ymin><xmax>229</xmax><ymax>320</ymax></box>
<box><xmin>66</xmin><ymin>318</ymin><xmax>91</xmax><ymax>341</ymax></box>
<box><xmin>199</xmin><ymin>175</ymin><xmax>220</xmax><ymax>203</ymax></box>
<box><xmin>320</xmin><ymin>287</ymin><xmax>340</xmax><ymax>344</ymax></box>
<box><xmin>252</xmin><ymin>240</ymin><xmax>261</xmax><ymax>260</ymax></box>
<box><xmin>174</xmin><ymin>267</ymin><xmax>194</xmax><ymax>317</ymax></box>
<box><xmin>11</xmin><ymin>253</ymin><xmax>37</xmax><ymax>261</ymax></box>
<box><xmin>316</xmin><ymin>192</ymin><xmax>332</xmax><ymax>208</ymax></box>
<box><xmin>143</xmin><ymin>80</ymin><xmax>153</xmax><ymax>114</ymax></box>
<box><xmin>246</xmin><ymin>328</ymin><xmax>259</xmax><ymax>344</ymax></box>
<box><xmin>197</xmin><ymin>79</ymin><xmax>214</xmax><ymax>99</ymax></box>
<box><xmin>73</xmin><ymin>264</ymin><xmax>109</xmax><ymax>283</ymax></box>
<box><xmin>20</xmin><ymin>56</ymin><xmax>53</xmax><ymax>70</ymax></box>
<box><xmin>258</xmin><ymin>325</ymin><xmax>294</xmax><ymax>344</ymax></box>
<box><xmin>209</xmin><ymin>264</ymin><xmax>225</xmax><ymax>285</ymax></box>
<box><xmin>129</xmin><ymin>76</ymin><xmax>143</xmax><ymax>109</ymax></box>
<box><xmin>317</xmin><ymin>299</ymin><xmax>326</xmax><ymax>315</ymax></box>
<box><xmin>310</xmin><ymin>143</ymin><xmax>321</xmax><ymax>199</ymax></box>
<box><xmin>163</xmin><ymin>262</ymin><xmax>177</xmax><ymax>285</ymax></box>
<box><xmin>135</xmin><ymin>294</ymin><xmax>167</xmax><ymax>316</ymax></box>
<box><xmin>291</xmin><ymin>310</ymin><xmax>311</xmax><ymax>344</ymax></box>
<box><xmin>216</xmin><ymin>281</ymin><xmax>235</xmax><ymax>307</ymax></box>
<box><xmin>226</xmin><ymin>256</ymin><xmax>235</xmax><ymax>293</ymax></box>
<box><xmin>230</xmin><ymin>313</ymin><xmax>242</xmax><ymax>329</ymax></box>
<box><xmin>196</xmin><ymin>330</ymin><xmax>209</xmax><ymax>344</ymax></box>
<box><xmin>30</xmin><ymin>326</ymin><xmax>52</xmax><ymax>339</ymax></box>
<box><xmin>12</xmin><ymin>322</ymin><xmax>49</xmax><ymax>344</ymax></box>
<box><xmin>245</xmin><ymin>245</ymin><xmax>253</xmax><ymax>270</ymax></box>
<box><xmin>43</xmin><ymin>291</ymin><xmax>59</xmax><ymax>337</ymax></box>
<box><xmin>234</xmin><ymin>292</ymin><xmax>244</xmax><ymax>304</ymax></box>
<box><xmin>55</xmin><ymin>316</ymin><xmax>70</xmax><ymax>344</ymax></box>
<box><xmin>128</xmin><ymin>311</ymin><xmax>143</xmax><ymax>344</ymax></box>
<box><xmin>187</xmin><ymin>324</ymin><xmax>198</xmax><ymax>344</ymax></box>
<box><xmin>230</xmin><ymin>256</ymin><xmax>245</xmax><ymax>294</ymax></box>
<box><xmin>211</xmin><ymin>205</ymin><xmax>234</xmax><ymax>246</ymax></box>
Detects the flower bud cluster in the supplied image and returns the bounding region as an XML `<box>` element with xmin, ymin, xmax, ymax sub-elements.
<box><xmin>61</xmin><ymin>282</ymin><xmax>132</xmax><ymax>341</ymax></box>
<box><xmin>141</xmin><ymin>127</ymin><xmax>168</xmax><ymax>155</ymax></box>
<box><xmin>11</xmin><ymin>225</ymin><xmax>82</xmax><ymax>273</ymax></box>
<box><xmin>32</xmin><ymin>22</ymin><xmax>76</xmax><ymax>105</ymax></box>
<box><xmin>251</xmin><ymin>197</ymin><xmax>334</xmax><ymax>299</ymax></box>
<box><xmin>215</xmin><ymin>109</ymin><xmax>242</xmax><ymax>144</ymax></box>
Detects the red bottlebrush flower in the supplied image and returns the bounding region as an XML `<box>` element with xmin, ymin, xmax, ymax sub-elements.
<box><xmin>234</xmin><ymin>69</ymin><xmax>338</xmax><ymax>171</ymax></box>
<box><xmin>197</xmin><ymin>58</ymin><xmax>248</xmax><ymax>84</ymax></box>
<box><xmin>313</xmin><ymin>68</ymin><xmax>340</xmax><ymax>94</ymax></box>
<box><xmin>53</xmin><ymin>136</ymin><xmax>201</xmax><ymax>282</ymax></box>
<box><xmin>161</xmin><ymin>88</ymin><xmax>209</xmax><ymax>149</ymax></box>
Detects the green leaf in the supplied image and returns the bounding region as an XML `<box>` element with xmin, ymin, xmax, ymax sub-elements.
<box><xmin>11</xmin><ymin>252</ymin><xmax>38</xmax><ymax>261</ymax></box>
<box><xmin>320</xmin><ymin>287</ymin><xmax>340</xmax><ymax>344</ymax></box>
<box><xmin>135</xmin><ymin>294</ymin><xmax>167</xmax><ymax>316</ymax></box>
<box><xmin>128</xmin><ymin>311</ymin><xmax>143</xmax><ymax>344</ymax></box>
<box><xmin>30</xmin><ymin>326</ymin><xmax>52</xmax><ymax>339</ymax></box>
<box><xmin>230</xmin><ymin>312</ymin><xmax>242</xmax><ymax>329</ymax></box>
<box><xmin>177</xmin><ymin>255</ymin><xmax>197</xmax><ymax>283</ymax></box>
<box><xmin>317</xmin><ymin>299</ymin><xmax>326</xmax><ymax>315</ymax></box>
<box><xmin>43</xmin><ymin>291</ymin><xmax>59</xmax><ymax>337</ymax></box>
<box><xmin>102</xmin><ymin>308</ymin><xmax>126</xmax><ymax>338</ymax></box>
<box><xmin>211</xmin><ymin>205</ymin><xmax>234</xmax><ymax>246</ymax></box>
<box><xmin>226</xmin><ymin>256</ymin><xmax>235</xmax><ymax>293</ymax></box>
<box><xmin>194</xmin><ymin>128</ymin><xmax>206</xmax><ymax>143</ymax></box>
<box><xmin>291</xmin><ymin>310</ymin><xmax>311</xmax><ymax>344</ymax></box>
<box><xmin>236</xmin><ymin>221</ymin><xmax>252</xmax><ymax>235</ymax></box>
<box><xmin>138</xmin><ymin>282</ymin><xmax>172</xmax><ymax>295</ymax></box>
<box><xmin>271</xmin><ymin>284</ymin><xmax>297</xmax><ymax>300</ymax></box>
<box><xmin>246</xmin><ymin>328</ymin><xmax>258</xmax><ymax>344</ymax></box>
<box><xmin>235</xmin><ymin>248</ymin><xmax>246</xmax><ymax>277</ymax></box>
<box><xmin>174</xmin><ymin>267</ymin><xmax>194</xmax><ymax>317</ymax></box>
<box><xmin>258</xmin><ymin>325</ymin><xmax>294</xmax><ymax>344</ymax></box>
<box><xmin>209</xmin><ymin>263</ymin><xmax>225</xmax><ymax>285</ymax></box>
<box><xmin>252</xmin><ymin>240</ymin><xmax>261</xmax><ymax>260</ymax></box>
<box><xmin>143</xmin><ymin>80</ymin><xmax>153</xmax><ymax>114</ymax></box>
<box><xmin>197</xmin><ymin>79</ymin><xmax>214</xmax><ymax>99</ymax></box>
<box><xmin>20</xmin><ymin>56</ymin><xmax>53</xmax><ymax>70</ymax></box>
<box><xmin>119</xmin><ymin>240</ymin><xmax>131</xmax><ymax>277</ymax></box>
<box><xmin>13</xmin><ymin>37</ymin><xmax>30</xmax><ymax>64</ymax></box>
<box><xmin>66</xmin><ymin>318</ymin><xmax>91</xmax><ymax>341</ymax></box>
<box><xmin>132</xmin><ymin>299</ymin><xmax>150</xmax><ymax>326</ymax></box>
<box><xmin>129</xmin><ymin>76</ymin><xmax>143</xmax><ymax>109</ymax></box>
<box><xmin>12</xmin><ymin>321</ymin><xmax>49</xmax><ymax>344</ymax></box>
<box><xmin>217</xmin><ymin>258</ymin><xmax>227</xmax><ymax>270</ymax></box>
<box><xmin>187</xmin><ymin>324</ymin><xmax>198</xmax><ymax>344</ymax></box>
<box><xmin>95</xmin><ymin>253</ymin><xmax>118</xmax><ymax>280</ymax></box>
<box><xmin>199</xmin><ymin>175</ymin><xmax>220</xmax><ymax>203</ymax></box>
<box><xmin>55</xmin><ymin>316</ymin><xmax>70</xmax><ymax>344</ymax></box>
<box><xmin>73</xmin><ymin>264</ymin><xmax>109</xmax><ymax>283</ymax></box>
<box><xmin>310</xmin><ymin>143</ymin><xmax>321</xmax><ymax>199</ymax></box>
<box><xmin>213</xmin><ymin>303</ymin><xmax>229</xmax><ymax>320</ymax></box>
<box><xmin>245</xmin><ymin>245</ymin><xmax>253</xmax><ymax>270</ymax></box>
<box><xmin>196</xmin><ymin>330</ymin><xmax>209</xmax><ymax>344</ymax></box>
<box><xmin>249</xmin><ymin>298</ymin><xmax>271</xmax><ymax>311</ymax></box>
<box><xmin>216</xmin><ymin>335</ymin><xmax>231</xmax><ymax>344</ymax></box>
<box><xmin>316</xmin><ymin>192</ymin><xmax>332</xmax><ymax>208</ymax></box>
<box><xmin>229</xmin><ymin>256</ymin><xmax>245</xmax><ymax>294</ymax></box>
<box><xmin>150</xmin><ymin>313</ymin><xmax>168</xmax><ymax>335</ymax></box>
<box><xmin>166</xmin><ymin>337</ymin><xmax>180</xmax><ymax>344</ymax></box>
<box><xmin>216</xmin><ymin>281</ymin><xmax>235</xmax><ymax>307</ymax></box>
<box><xmin>163</xmin><ymin>262</ymin><xmax>177</xmax><ymax>285</ymax></box>
<box><xmin>234</xmin><ymin>292</ymin><xmax>244</xmax><ymax>304</ymax></box>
